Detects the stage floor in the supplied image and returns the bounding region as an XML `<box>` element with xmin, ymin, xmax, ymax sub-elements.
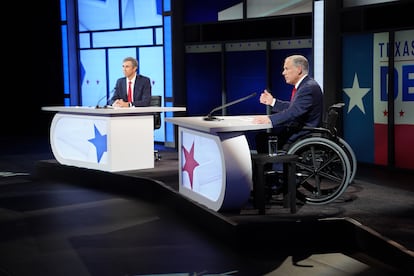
<box><xmin>0</xmin><ymin>136</ymin><xmax>413</xmax><ymax>275</ymax></box>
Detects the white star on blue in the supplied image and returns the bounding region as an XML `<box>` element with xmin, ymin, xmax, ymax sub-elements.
<box><xmin>343</xmin><ymin>73</ymin><xmax>371</xmax><ymax>114</ymax></box>
<box><xmin>88</xmin><ymin>125</ymin><xmax>107</xmax><ymax>163</ymax></box>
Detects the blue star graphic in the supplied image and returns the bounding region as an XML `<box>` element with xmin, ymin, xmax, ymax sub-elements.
<box><xmin>88</xmin><ymin>125</ymin><xmax>107</xmax><ymax>163</ymax></box>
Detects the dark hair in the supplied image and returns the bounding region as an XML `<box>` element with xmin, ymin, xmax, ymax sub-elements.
<box><xmin>123</xmin><ymin>56</ymin><xmax>138</xmax><ymax>68</ymax></box>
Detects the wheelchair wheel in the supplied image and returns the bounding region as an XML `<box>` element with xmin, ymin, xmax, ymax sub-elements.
<box><xmin>337</xmin><ymin>137</ymin><xmax>357</xmax><ymax>184</ymax></box>
<box><xmin>287</xmin><ymin>137</ymin><xmax>351</xmax><ymax>205</ymax></box>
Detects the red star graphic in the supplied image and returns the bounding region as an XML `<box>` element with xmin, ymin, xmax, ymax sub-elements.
<box><xmin>399</xmin><ymin>109</ymin><xmax>405</xmax><ymax>117</ymax></box>
<box><xmin>182</xmin><ymin>142</ymin><xmax>199</xmax><ymax>189</ymax></box>
<box><xmin>383</xmin><ymin>109</ymin><xmax>388</xmax><ymax>117</ymax></box>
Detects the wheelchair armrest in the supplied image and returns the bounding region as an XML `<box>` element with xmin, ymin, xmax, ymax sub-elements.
<box><xmin>302</xmin><ymin>126</ymin><xmax>336</xmax><ymax>138</ymax></box>
<box><xmin>329</xmin><ymin>102</ymin><xmax>345</xmax><ymax>111</ymax></box>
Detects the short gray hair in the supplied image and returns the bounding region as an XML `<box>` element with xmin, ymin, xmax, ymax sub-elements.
<box><xmin>289</xmin><ymin>55</ymin><xmax>309</xmax><ymax>74</ymax></box>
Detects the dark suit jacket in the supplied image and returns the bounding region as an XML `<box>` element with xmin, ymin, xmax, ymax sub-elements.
<box><xmin>269</xmin><ymin>75</ymin><xmax>323</xmax><ymax>143</ymax></box>
<box><xmin>110</xmin><ymin>74</ymin><xmax>152</xmax><ymax>106</ymax></box>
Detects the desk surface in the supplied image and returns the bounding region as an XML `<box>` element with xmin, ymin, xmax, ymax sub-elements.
<box><xmin>42</xmin><ymin>106</ymin><xmax>186</xmax><ymax>115</ymax></box>
<box><xmin>165</xmin><ymin>116</ymin><xmax>271</xmax><ymax>133</ymax></box>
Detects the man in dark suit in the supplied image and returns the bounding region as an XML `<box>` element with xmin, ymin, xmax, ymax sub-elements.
<box><xmin>110</xmin><ymin>56</ymin><xmax>152</xmax><ymax>107</ymax></box>
<box><xmin>253</xmin><ymin>54</ymin><xmax>323</xmax><ymax>152</ymax></box>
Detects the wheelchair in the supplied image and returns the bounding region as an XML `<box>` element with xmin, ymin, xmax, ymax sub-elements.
<box><xmin>283</xmin><ymin>103</ymin><xmax>357</xmax><ymax>205</ymax></box>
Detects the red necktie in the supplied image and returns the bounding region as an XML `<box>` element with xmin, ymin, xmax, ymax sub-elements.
<box><xmin>290</xmin><ymin>87</ymin><xmax>297</xmax><ymax>101</ymax></box>
<box><xmin>128</xmin><ymin>81</ymin><xmax>132</xmax><ymax>102</ymax></box>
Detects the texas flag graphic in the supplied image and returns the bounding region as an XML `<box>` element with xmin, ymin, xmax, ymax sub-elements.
<box><xmin>342</xmin><ymin>30</ymin><xmax>414</xmax><ymax>170</ymax></box>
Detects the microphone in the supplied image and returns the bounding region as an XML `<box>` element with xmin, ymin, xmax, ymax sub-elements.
<box><xmin>204</xmin><ymin>92</ymin><xmax>257</xmax><ymax>121</ymax></box>
<box><xmin>95</xmin><ymin>88</ymin><xmax>115</xmax><ymax>109</ymax></box>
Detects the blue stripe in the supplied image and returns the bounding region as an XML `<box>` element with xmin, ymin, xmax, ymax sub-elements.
<box><xmin>342</xmin><ymin>34</ymin><xmax>374</xmax><ymax>163</ymax></box>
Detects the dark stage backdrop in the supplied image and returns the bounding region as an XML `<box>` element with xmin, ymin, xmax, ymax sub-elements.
<box><xmin>185</xmin><ymin>51</ymin><xmax>222</xmax><ymax>116</ymax></box>
<box><xmin>225</xmin><ymin>50</ymin><xmax>267</xmax><ymax>116</ymax></box>
<box><xmin>184</xmin><ymin>42</ymin><xmax>312</xmax><ymax>148</ymax></box>
<box><xmin>185</xmin><ymin>45</ymin><xmax>313</xmax><ymax>116</ymax></box>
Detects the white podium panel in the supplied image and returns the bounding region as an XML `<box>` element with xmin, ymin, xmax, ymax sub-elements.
<box><xmin>43</xmin><ymin>106</ymin><xmax>186</xmax><ymax>172</ymax></box>
<box><xmin>166</xmin><ymin>115</ymin><xmax>272</xmax><ymax>212</ymax></box>
<box><xmin>50</xmin><ymin>113</ymin><xmax>153</xmax><ymax>172</ymax></box>
<box><xmin>178</xmin><ymin>127</ymin><xmax>253</xmax><ymax>211</ymax></box>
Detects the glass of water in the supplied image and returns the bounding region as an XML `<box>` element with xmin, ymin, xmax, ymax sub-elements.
<box><xmin>268</xmin><ymin>136</ymin><xmax>278</xmax><ymax>156</ymax></box>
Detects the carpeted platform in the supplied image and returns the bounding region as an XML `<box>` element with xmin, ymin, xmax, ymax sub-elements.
<box><xmin>30</xmin><ymin>152</ymin><xmax>414</xmax><ymax>274</ymax></box>
<box><xmin>1</xmin><ymin>139</ymin><xmax>413</xmax><ymax>275</ymax></box>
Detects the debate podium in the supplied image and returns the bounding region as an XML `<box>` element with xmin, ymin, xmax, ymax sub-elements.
<box><xmin>165</xmin><ymin>116</ymin><xmax>271</xmax><ymax>212</ymax></box>
<box><xmin>42</xmin><ymin>106</ymin><xmax>186</xmax><ymax>172</ymax></box>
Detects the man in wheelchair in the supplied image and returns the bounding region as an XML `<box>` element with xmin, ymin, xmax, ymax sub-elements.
<box><xmin>252</xmin><ymin>55</ymin><xmax>354</xmax><ymax>205</ymax></box>
<box><xmin>253</xmin><ymin>54</ymin><xmax>323</xmax><ymax>158</ymax></box>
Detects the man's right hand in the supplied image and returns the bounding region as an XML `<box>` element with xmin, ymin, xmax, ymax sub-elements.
<box><xmin>112</xmin><ymin>99</ymin><xmax>130</xmax><ymax>107</ymax></box>
<box><xmin>259</xmin><ymin>89</ymin><xmax>274</xmax><ymax>106</ymax></box>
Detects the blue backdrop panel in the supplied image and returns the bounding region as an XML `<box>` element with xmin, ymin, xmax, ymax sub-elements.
<box><xmin>225</xmin><ymin>50</ymin><xmax>267</xmax><ymax>116</ymax></box>
<box><xmin>185</xmin><ymin>52</ymin><xmax>222</xmax><ymax>116</ymax></box>
<box><xmin>342</xmin><ymin>34</ymin><xmax>374</xmax><ymax>164</ymax></box>
<box><xmin>184</xmin><ymin>0</ymin><xmax>241</xmax><ymax>24</ymax></box>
